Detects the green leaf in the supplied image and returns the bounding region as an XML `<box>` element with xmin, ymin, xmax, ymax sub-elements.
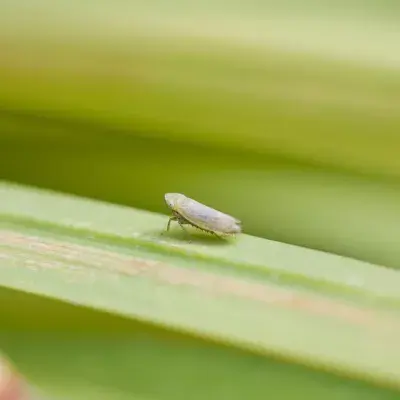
<box><xmin>1</xmin><ymin>181</ymin><xmax>400</xmax><ymax>399</ymax></box>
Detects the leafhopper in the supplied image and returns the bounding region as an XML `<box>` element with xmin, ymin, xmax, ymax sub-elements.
<box><xmin>164</xmin><ymin>193</ymin><xmax>242</xmax><ymax>240</ymax></box>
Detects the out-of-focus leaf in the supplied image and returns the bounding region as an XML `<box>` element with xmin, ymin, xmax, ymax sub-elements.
<box><xmin>1</xmin><ymin>1</ymin><xmax>400</xmax><ymax>176</ymax></box>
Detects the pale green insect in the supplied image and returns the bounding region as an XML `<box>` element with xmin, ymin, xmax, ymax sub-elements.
<box><xmin>164</xmin><ymin>193</ymin><xmax>242</xmax><ymax>240</ymax></box>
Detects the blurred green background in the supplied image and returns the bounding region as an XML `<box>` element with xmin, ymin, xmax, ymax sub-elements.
<box><xmin>1</xmin><ymin>0</ymin><xmax>400</xmax><ymax>267</ymax></box>
<box><xmin>2</xmin><ymin>1</ymin><xmax>400</xmax><ymax>399</ymax></box>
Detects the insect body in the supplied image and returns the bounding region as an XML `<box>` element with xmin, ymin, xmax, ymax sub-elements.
<box><xmin>164</xmin><ymin>193</ymin><xmax>242</xmax><ymax>240</ymax></box>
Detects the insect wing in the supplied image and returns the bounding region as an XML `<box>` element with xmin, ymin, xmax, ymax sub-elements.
<box><xmin>178</xmin><ymin>197</ymin><xmax>238</xmax><ymax>233</ymax></box>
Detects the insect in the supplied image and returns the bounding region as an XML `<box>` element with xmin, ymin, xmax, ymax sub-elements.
<box><xmin>164</xmin><ymin>193</ymin><xmax>242</xmax><ymax>241</ymax></box>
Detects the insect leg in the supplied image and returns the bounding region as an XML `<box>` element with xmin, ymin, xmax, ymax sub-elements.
<box><xmin>166</xmin><ymin>215</ymin><xmax>177</xmax><ymax>232</ymax></box>
<box><xmin>177</xmin><ymin>221</ymin><xmax>193</xmax><ymax>243</ymax></box>
<box><xmin>212</xmin><ymin>231</ymin><xmax>233</xmax><ymax>240</ymax></box>
<box><xmin>161</xmin><ymin>215</ymin><xmax>177</xmax><ymax>236</ymax></box>
<box><xmin>163</xmin><ymin>214</ymin><xmax>192</xmax><ymax>242</ymax></box>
